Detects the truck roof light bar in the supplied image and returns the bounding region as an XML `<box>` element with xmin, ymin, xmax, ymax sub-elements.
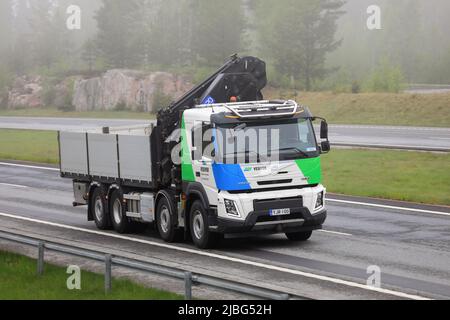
<box><xmin>198</xmin><ymin>100</ymin><xmax>302</xmax><ymax>119</ymax></box>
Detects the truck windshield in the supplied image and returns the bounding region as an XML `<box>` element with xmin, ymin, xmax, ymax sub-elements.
<box><xmin>215</xmin><ymin>118</ymin><xmax>318</xmax><ymax>164</ymax></box>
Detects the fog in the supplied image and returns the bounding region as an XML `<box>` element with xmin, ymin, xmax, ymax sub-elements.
<box><xmin>1</xmin><ymin>0</ymin><xmax>449</xmax><ymax>94</ymax></box>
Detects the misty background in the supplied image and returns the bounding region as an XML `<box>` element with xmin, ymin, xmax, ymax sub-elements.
<box><xmin>1</xmin><ymin>0</ymin><xmax>450</xmax><ymax>110</ymax></box>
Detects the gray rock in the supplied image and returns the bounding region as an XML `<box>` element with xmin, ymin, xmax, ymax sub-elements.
<box><xmin>72</xmin><ymin>69</ymin><xmax>192</xmax><ymax>112</ymax></box>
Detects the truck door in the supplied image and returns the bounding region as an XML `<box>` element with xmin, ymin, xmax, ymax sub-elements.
<box><xmin>191</xmin><ymin>121</ymin><xmax>218</xmax><ymax>205</ymax></box>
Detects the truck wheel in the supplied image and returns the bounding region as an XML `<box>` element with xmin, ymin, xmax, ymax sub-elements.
<box><xmin>110</xmin><ymin>190</ymin><xmax>133</xmax><ymax>234</ymax></box>
<box><xmin>156</xmin><ymin>196</ymin><xmax>182</xmax><ymax>243</ymax></box>
<box><xmin>285</xmin><ymin>231</ymin><xmax>313</xmax><ymax>242</ymax></box>
<box><xmin>190</xmin><ymin>201</ymin><xmax>221</xmax><ymax>249</ymax></box>
<box><xmin>91</xmin><ymin>187</ymin><xmax>111</xmax><ymax>230</ymax></box>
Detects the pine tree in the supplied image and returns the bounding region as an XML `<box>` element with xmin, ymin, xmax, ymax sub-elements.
<box><xmin>257</xmin><ymin>0</ymin><xmax>345</xmax><ymax>91</ymax></box>
<box><xmin>190</xmin><ymin>0</ymin><xmax>246</xmax><ymax>65</ymax></box>
<box><xmin>81</xmin><ymin>39</ymin><xmax>97</xmax><ymax>72</ymax></box>
<box><xmin>95</xmin><ymin>0</ymin><xmax>141</xmax><ymax>68</ymax></box>
<box><xmin>0</xmin><ymin>0</ymin><xmax>13</xmax><ymax>57</ymax></box>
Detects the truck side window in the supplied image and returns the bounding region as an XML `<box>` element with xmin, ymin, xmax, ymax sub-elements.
<box><xmin>191</xmin><ymin>122</ymin><xmax>214</xmax><ymax>161</ymax></box>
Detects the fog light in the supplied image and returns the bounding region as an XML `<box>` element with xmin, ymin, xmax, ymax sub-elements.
<box><xmin>224</xmin><ymin>199</ymin><xmax>240</xmax><ymax>217</ymax></box>
<box><xmin>315</xmin><ymin>192</ymin><xmax>324</xmax><ymax>209</ymax></box>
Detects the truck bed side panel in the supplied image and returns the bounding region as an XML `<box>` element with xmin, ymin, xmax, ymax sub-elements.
<box><xmin>60</xmin><ymin>132</ymin><xmax>88</xmax><ymax>175</ymax></box>
<box><xmin>88</xmin><ymin>134</ymin><xmax>119</xmax><ymax>178</ymax></box>
<box><xmin>118</xmin><ymin>135</ymin><xmax>152</xmax><ymax>182</ymax></box>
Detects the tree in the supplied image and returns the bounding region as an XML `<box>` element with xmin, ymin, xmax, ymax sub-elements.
<box><xmin>25</xmin><ymin>0</ymin><xmax>72</xmax><ymax>70</ymax></box>
<box><xmin>257</xmin><ymin>0</ymin><xmax>345</xmax><ymax>90</ymax></box>
<box><xmin>95</xmin><ymin>0</ymin><xmax>141</xmax><ymax>68</ymax></box>
<box><xmin>190</xmin><ymin>0</ymin><xmax>246</xmax><ymax>65</ymax></box>
<box><xmin>81</xmin><ymin>39</ymin><xmax>97</xmax><ymax>71</ymax></box>
<box><xmin>0</xmin><ymin>0</ymin><xmax>13</xmax><ymax>57</ymax></box>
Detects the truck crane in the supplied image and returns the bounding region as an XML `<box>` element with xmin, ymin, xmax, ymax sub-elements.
<box><xmin>58</xmin><ymin>55</ymin><xmax>331</xmax><ymax>249</ymax></box>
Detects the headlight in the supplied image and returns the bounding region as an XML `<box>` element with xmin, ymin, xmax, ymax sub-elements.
<box><xmin>315</xmin><ymin>191</ymin><xmax>324</xmax><ymax>209</ymax></box>
<box><xmin>224</xmin><ymin>199</ymin><xmax>240</xmax><ymax>217</ymax></box>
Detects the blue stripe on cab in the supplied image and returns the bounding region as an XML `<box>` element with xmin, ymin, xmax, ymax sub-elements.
<box><xmin>212</xmin><ymin>164</ymin><xmax>251</xmax><ymax>191</ymax></box>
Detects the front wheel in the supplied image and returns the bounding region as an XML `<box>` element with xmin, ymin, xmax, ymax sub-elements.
<box><xmin>156</xmin><ymin>196</ymin><xmax>182</xmax><ymax>243</ymax></box>
<box><xmin>285</xmin><ymin>231</ymin><xmax>313</xmax><ymax>242</ymax></box>
<box><xmin>190</xmin><ymin>201</ymin><xmax>221</xmax><ymax>249</ymax></box>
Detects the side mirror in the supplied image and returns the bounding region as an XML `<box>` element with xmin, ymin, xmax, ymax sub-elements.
<box><xmin>321</xmin><ymin>141</ymin><xmax>331</xmax><ymax>153</ymax></box>
<box><xmin>320</xmin><ymin>120</ymin><xmax>329</xmax><ymax>140</ymax></box>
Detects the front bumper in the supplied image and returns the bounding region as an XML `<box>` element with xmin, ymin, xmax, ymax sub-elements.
<box><xmin>211</xmin><ymin>207</ymin><xmax>327</xmax><ymax>235</ymax></box>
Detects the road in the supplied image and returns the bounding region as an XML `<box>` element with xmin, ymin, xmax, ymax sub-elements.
<box><xmin>1</xmin><ymin>116</ymin><xmax>450</xmax><ymax>152</ymax></box>
<box><xmin>0</xmin><ymin>161</ymin><xmax>449</xmax><ymax>300</ymax></box>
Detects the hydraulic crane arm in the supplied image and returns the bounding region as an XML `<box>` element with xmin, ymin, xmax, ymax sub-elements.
<box><xmin>152</xmin><ymin>55</ymin><xmax>267</xmax><ymax>188</ymax></box>
<box><xmin>156</xmin><ymin>55</ymin><xmax>267</xmax><ymax>140</ymax></box>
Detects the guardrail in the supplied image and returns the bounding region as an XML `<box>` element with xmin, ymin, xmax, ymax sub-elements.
<box><xmin>0</xmin><ymin>230</ymin><xmax>300</xmax><ymax>300</ymax></box>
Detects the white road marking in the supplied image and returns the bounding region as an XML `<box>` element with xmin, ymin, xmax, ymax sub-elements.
<box><xmin>318</xmin><ymin>230</ymin><xmax>353</xmax><ymax>237</ymax></box>
<box><xmin>332</xmin><ymin>142</ymin><xmax>450</xmax><ymax>151</ymax></box>
<box><xmin>328</xmin><ymin>199</ymin><xmax>450</xmax><ymax>217</ymax></box>
<box><xmin>0</xmin><ymin>211</ymin><xmax>430</xmax><ymax>300</ymax></box>
<box><xmin>0</xmin><ymin>183</ymin><xmax>28</xmax><ymax>189</ymax></box>
<box><xmin>0</xmin><ymin>162</ymin><xmax>59</xmax><ymax>172</ymax></box>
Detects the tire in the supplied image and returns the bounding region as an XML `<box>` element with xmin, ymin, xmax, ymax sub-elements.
<box><xmin>109</xmin><ymin>189</ymin><xmax>133</xmax><ymax>234</ymax></box>
<box><xmin>190</xmin><ymin>201</ymin><xmax>221</xmax><ymax>249</ymax></box>
<box><xmin>285</xmin><ymin>231</ymin><xmax>313</xmax><ymax>242</ymax></box>
<box><xmin>91</xmin><ymin>187</ymin><xmax>111</xmax><ymax>230</ymax></box>
<box><xmin>156</xmin><ymin>195</ymin><xmax>182</xmax><ymax>243</ymax></box>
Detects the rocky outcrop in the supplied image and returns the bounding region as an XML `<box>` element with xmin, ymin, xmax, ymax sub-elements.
<box><xmin>7</xmin><ymin>75</ymin><xmax>44</xmax><ymax>109</ymax></box>
<box><xmin>72</xmin><ymin>70</ymin><xmax>193</xmax><ymax>112</ymax></box>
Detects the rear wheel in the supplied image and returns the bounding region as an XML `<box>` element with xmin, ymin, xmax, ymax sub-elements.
<box><xmin>190</xmin><ymin>201</ymin><xmax>221</xmax><ymax>249</ymax></box>
<box><xmin>91</xmin><ymin>187</ymin><xmax>111</xmax><ymax>230</ymax></box>
<box><xmin>285</xmin><ymin>231</ymin><xmax>313</xmax><ymax>242</ymax></box>
<box><xmin>156</xmin><ymin>196</ymin><xmax>182</xmax><ymax>243</ymax></box>
<box><xmin>110</xmin><ymin>190</ymin><xmax>133</xmax><ymax>234</ymax></box>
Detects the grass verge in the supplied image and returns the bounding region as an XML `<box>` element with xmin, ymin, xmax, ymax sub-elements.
<box><xmin>0</xmin><ymin>129</ymin><xmax>58</xmax><ymax>164</ymax></box>
<box><xmin>0</xmin><ymin>108</ymin><xmax>155</xmax><ymax>120</ymax></box>
<box><xmin>264</xmin><ymin>90</ymin><xmax>450</xmax><ymax>127</ymax></box>
<box><xmin>0</xmin><ymin>250</ymin><xmax>181</xmax><ymax>300</ymax></box>
<box><xmin>1</xmin><ymin>129</ymin><xmax>449</xmax><ymax>206</ymax></box>
<box><xmin>322</xmin><ymin>149</ymin><xmax>450</xmax><ymax>206</ymax></box>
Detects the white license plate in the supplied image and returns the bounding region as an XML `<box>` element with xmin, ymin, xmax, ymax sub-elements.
<box><xmin>270</xmin><ymin>208</ymin><xmax>291</xmax><ymax>216</ymax></box>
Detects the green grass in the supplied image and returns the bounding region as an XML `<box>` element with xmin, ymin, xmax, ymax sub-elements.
<box><xmin>322</xmin><ymin>149</ymin><xmax>450</xmax><ymax>206</ymax></box>
<box><xmin>1</xmin><ymin>129</ymin><xmax>449</xmax><ymax>205</ymax></box>
<box><xmin>0</xmin><ymin>250</ymin><xmax>182</xmax><ymax>300</ymax></box>
<box><xmin>0</xmin><ymin>107</ymin><xmax>156</xmax><ymax>120</ymax></box>
<box><xmin>264</xmin><ymin>90</ymin><xmax>450</xmax><ymax>127</ymax></box>
<box><xmin>0</xmin><ymin>129</ymin><xmax>59</xmax><ymax>164</ymax></box>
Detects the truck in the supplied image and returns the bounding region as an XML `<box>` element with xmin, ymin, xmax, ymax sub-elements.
<box><xmin>58</xmin><ymin>55</ymin><xmax>331</xmax><ymax>249</ymax></box>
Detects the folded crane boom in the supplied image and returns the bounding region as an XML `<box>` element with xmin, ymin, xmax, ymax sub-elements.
<box><xmin>152</xmin><ymin>55</ymin><xmax>267</xmax><ymax>188</ymax></box>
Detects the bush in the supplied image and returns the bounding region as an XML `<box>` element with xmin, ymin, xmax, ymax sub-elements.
<box><xmin>364</xmin><ymin>59</ymin><xmax>405</xmax><ymax>93</ymax></box>
<box><xmin>114</xmin><ymin>101</ymin><xmax>127</xmax><ymax>111</ymax></box>
<box><xmin>57</xmin><ymin>90</ymin><xmax>75</xmax><ymax>112</ymax></box>
<box><xmin>152</xmin><ymin>86</ymin><xmax>173</xmax><ymax>113</ymax></box>
<box><xmin>351</xmin><ymin>81</ymin><xmax>361</xmax><ymax>94</ymax></box>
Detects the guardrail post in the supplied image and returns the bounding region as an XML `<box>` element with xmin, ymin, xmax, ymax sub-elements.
<box><xmin>105</xmin><ymin>254</ymin><xmax>112</xmax><ymax>294</ymax></box>
<box><xmin>37</xmin><ymin>242</ymin><xmax>45</xmax><ymax>276</ymax></box>
<box><xmin>184</xmin><ymin>272</ymin><xmax>192</xmax><ymax>300</ymax></box>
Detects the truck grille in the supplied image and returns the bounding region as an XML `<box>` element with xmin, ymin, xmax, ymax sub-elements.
<box><xmin>253</xmin><ymin>196</ymin><xmax>303</xmax><ymax>212</ymax></box>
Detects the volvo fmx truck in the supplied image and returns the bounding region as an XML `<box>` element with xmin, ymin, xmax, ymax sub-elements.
<box><xmin>59</xmin><ymin>55</ymin><xmax>331</xmax><ymax>249</ymax></box>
